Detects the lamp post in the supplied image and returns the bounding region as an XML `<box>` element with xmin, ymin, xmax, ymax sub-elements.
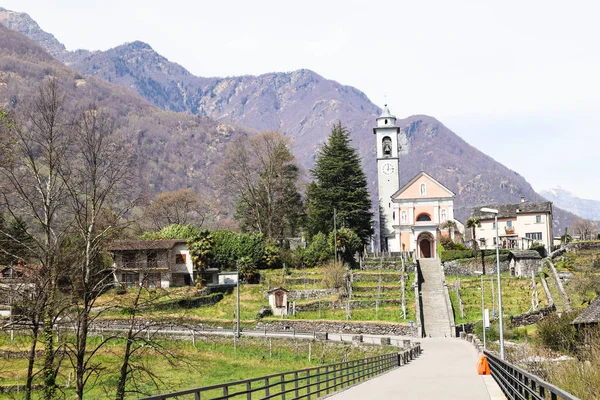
<box><xmin>480</xmin><ymin>207</ymin><xmax>504</xmax><ymax>359</ymax></box>
<box><xmin>480</xmin><ymin>274</ymin><xmax>486</xmax><ymax>351</ymax></box>
<box><xmin>236</xmin><ymin>260</ymin><xmax>241</xmax><ymax>338</ymax></box>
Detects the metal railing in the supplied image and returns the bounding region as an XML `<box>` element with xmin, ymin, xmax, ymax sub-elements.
<box><xmin>142</xmin><ymin>345</ymin><xmax>420</xmax><ymax>400</ymax></box>
<box><xmin>484</xmin><ymin>351</ymin><xmax>580</xmax><ymax>400</ymax></box>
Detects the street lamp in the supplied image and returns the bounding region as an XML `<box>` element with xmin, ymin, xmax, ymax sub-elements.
<box><xmin>480</xmin><ymin>207</ymin><xmax>505</xmax><ymax>359</ymax></box>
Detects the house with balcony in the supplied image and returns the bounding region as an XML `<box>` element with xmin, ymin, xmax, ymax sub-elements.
<box><xmin>391</xmin><ymin>171</ymin><xmax>456</xmax><ymax>259</ymax></box>
<box><xmin>106</xmin><ymin>239</ymin><xmax>194</xmax><ymax>289</ymax></box>
<box><xmin>470</xmin><ymin>198</ymin><xmax>553</xmax><ymax>253</ymax></box>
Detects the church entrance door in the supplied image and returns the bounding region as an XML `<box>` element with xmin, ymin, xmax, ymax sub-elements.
<box><xmin>419</xmin><ymin>239</ymin><xmax>431</xmax><ymax>258</ymax></box>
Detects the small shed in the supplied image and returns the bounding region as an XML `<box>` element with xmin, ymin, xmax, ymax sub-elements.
<box><xmin>267</xmin><ymin>287</ymin><xmax>289</xmax><ymax>317</ymax></box>
<box><xmin>508</xmin><ymin>250</ymin><xmax>542</xmax><ymax>277</ymax></box>
<box><xmin>572</xmin><ymin>296</ymin><xmax>600</xmax><ymax>330</ymax></box>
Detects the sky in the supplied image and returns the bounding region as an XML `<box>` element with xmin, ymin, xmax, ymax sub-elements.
<box><xmin>3</xmin><ymin>0</ymin><xmax>600</xmax><ymax>200</ymax></box>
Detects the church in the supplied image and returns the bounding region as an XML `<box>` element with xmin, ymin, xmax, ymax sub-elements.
<box><xmin>375</xmin><ymin>106</ymin><xmax>456</xmax><ymax>258</ymax></box>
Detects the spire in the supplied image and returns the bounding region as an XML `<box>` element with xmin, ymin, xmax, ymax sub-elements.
<box><xmin>380</xmin><ymin>104</ymin><xmax>394</xmax><ymax>118</ymax></box>
<box><xmin>376</xmin><ymin>104</ymin><xmax>397</xmax><ymax>127</ymax></box>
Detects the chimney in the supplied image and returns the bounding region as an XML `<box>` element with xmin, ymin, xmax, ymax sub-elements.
<box><xmin>520</xmin><ymin>196</ymin><xmax>525</xmax><ymax>203</ymax></box>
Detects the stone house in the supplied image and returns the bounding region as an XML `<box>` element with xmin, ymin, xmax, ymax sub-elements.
<box><xmin>508</xmin><ymin>250</ymin><xmax>542</xmax><ymax>277</ymax></box>
<box><xmin>470</xmin><ymin>198</ymin><xmax>553</xmax><ymax>253</ymax></box>
<box><xmin>572</xmin><ymin>296</ymin><xmax>600</xmax><ymax>330</ymax></box>
<box><xmin>106</xmin><ymin>239</ymin><xmax>194</xmax><ymax>289</ymax></box>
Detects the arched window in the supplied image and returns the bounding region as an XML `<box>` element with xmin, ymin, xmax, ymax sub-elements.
<box><xmin>401</xmin><ymin>210</ymin><xmax>407</xmax><ymax>224</ymax></box>
<box><xmin>441</xmin><ymin>209</ymin><xmax>447</xmax><ymax>222</ymax></box>
<box><xmin>382</xmin><ymin>136</ymin><xmax>392</xmax><ymax>156</ymax></box>
<box><xmin>420</xmin><ymin>183</ymin><xmax>426</xmax><ymax>196</ymax></box>
<box><xmin>416</xmin><ymin>213</ymin><xmax>431</xmax><ymax>222</ymax></box>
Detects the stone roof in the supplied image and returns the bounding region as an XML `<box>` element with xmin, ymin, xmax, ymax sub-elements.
<box><xmin>267</xmin><ymin>286</ymin><xmax>289</xmax><ymax>293</ymax></box>
<box><xmin>508</xmin><ymin>250</ymin><xmax>542</xmax><ymax>260</ymax></box>
<box><xmin>572</xmin><ymin>296</ymin><xmax>600</xmax><ymax>325</ymax></box>
<box><xmin>471</xmin><ymin>201</ymin><xmax>552</xmax><ymax>220</ymax></box>
<box><xmin>106</xmin><ymin>239</ymin><xmax>187</xmax><ymax>252</ymax></box>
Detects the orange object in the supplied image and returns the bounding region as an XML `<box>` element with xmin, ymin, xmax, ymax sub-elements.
<box><xmin>477</xmin><ymin>355</ymin><xmax>491</xmax><ymax>375</ymax></box>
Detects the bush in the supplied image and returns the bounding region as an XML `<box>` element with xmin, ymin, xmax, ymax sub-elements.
<box><xmin>141</xmin><ymin>224</ymin><xmax>202</xmax><ymax>240</ymax></box>
<box><xmin>322</xmin><ymin>261</ymin><xmax>347</xmax><ymax>289</ymax></box>
<box><xmin>530</xmin><ymin>242</ymin><xmax>546</xmax><ymax>257</ymax></box>
<box><xmin>330</xmin><ymin>227</ymin><xmax>362</xmax><ymax>268</ymax></box>
<box><xmin>441</xmin><ymin>249</ymin><xmax>474</xmax><ymax>262</ymax></box>
<box><xmin>304</xmin><ymin>232</ymin><xmax>332</xmax><ymax>268</ymax></box>
<box><xmin>536</xmin><ymin>311</ymin><xmax>579</xmax><ymax>354</ymax></box>
<box><xmin>238</xmin><ymin>256</ymin><xmax>259</xmax><ymax>283</ymax></box>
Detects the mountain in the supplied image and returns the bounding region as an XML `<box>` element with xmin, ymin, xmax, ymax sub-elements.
<box><xmin>0</xmin><ymin>8</ymin><xmax>580</xmax><ymax>232</ymax></box>
<box><xmin>540</xmin><ymin>188</ymin><xmax>600</xmax><ymax>221</ymax></box>
<box><xmin>0</xmin><ymin>23</ymin><xmax>250</xmax><ymax>211</ymax></box>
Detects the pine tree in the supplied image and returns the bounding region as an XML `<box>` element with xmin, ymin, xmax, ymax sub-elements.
<box><xmin>307</xmin><ymin>122</ymin><xmax>373</xmax><ymax>244</ymax></box>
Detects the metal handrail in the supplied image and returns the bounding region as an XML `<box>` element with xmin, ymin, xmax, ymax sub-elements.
<box><xmin>142</xmin><ymin>344</ymin><xmax>420</xmax><ymax>399</ymax></box>
<box><xmin>484</xmin><ymin>351</ymin><xmax>580</xmax><ymax>400</ymax></box>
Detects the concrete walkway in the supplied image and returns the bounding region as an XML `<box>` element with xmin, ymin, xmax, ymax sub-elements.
<box><xmin>326</xmin><ymin>338</ymin><xmax>505</xmax><ymax>400</ymax></box>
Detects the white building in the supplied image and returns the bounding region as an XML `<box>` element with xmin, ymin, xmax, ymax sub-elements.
<box><xmin>470</xmin><ymin>199</ymin><xmax>553</xmax><ymax>252</ymax></box>
<box><xmin>107</xmin><ymin>239</ymin><xmax>194</xmax><ymax>289</ymax></box>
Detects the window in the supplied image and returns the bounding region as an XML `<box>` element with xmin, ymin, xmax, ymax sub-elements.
<box><xmin>122</xmin><ymin>273</ymin><xmax>137</xmax><ymax>288</ymax></box>
<box><xmin>506</xmin><ymin>220</ymin><xmax>512</xmax><ymax>227</ymax></box>
<box><xmin>122</xmin><ymin>252</ymin><xmax>136</xmax><ymax>268</ymax></box>
<box><xmin>492</xmin><ymin>222</ymin><xmax>496</xmax><ymax>229</ymax></box>
<box><xmin>536</xmin><ymin>215</ymin><xmax>542</xmax><ymax>223</ymax></box>
<box><xmin>416</xmin><ymin>213</ymin><xmax>431</xmax><ymax>222</ymax></box>
<box><xmin>144</xmin><ymin>273</ymin><xmax>161</xmax><ymax>289</ymax></box>
<box><xmin>147</xmin><ymin>251</ymin><xmax>158</xmax><ymax>268</ymax></box>
<box><xmin>526</xmin><ymin>232</ymin><xmax>542</xmax><ymax>241</ymax></box>
<box><xmin>175</xmin><ymin>253</ymin><xmax>186</xmax><ymax>264</ymax></box>
<box><xmin>382</xmin><ymin>137</ymin><xmax>392</xmax><ymax>156</ymax></box>
<box><xmin>420</xmin><ymin>183</ymin><xmax>426</xmax><ymax>196</ymax></box>
<box><xmin>493</xmin><ymin>237</ymin><xmax>497</xmax><ymax>246</ymax></box>
<box><xmin>441</xmin><ymin>209</ymin><xmax>447</xmax><ymax>222</ymax></box>
<box><xmin>401</xmin><ymin>210</ymin><xmax>407</xmax><ymax>224</ymax></box>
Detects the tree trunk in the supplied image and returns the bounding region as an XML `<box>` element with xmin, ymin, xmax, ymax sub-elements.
<box><xmin>24</xmin><ymin>325</ymin><xmax>39</xmax><ymax>400</ymax></box>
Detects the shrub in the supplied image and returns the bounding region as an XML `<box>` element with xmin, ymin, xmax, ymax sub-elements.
<box><xmin>329</xmin><ymin>227</ymin><xmax>362</xmax><ymax>268</ymax></box>
<box><xmin>141</xmin><ymin>224</ymin><xmax>202</xmax><ymax>240</ymax></box>
<box><xmin>238</xmin><ymin>256</ymin><xmax>259</xmax><ymax>283</ymax></box>
<box><xmin>304</xmin><ymin>232</ymin><xmax>332</xmax><ymax>268</ymax></box>
<box><xmin>536</xmin><ymin>311</ymin><xmax>579</xmax><ymax>354</ymax></box>
<box><xmin>530</xmin><ymin>242</ymin><xmax>546</xmax><ymax>257</ymax></box>
<box><xmin>322</xmin><ymin>261</ymin><xmax>347</xmax><ymax>289</ymax></box>
<box><xmin>441</xmin><ymin>249</ymin><xmax>474</xmax><ymax>262</ymax></box>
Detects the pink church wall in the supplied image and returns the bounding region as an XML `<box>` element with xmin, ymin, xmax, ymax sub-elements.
<box><xmin>395</xmin><ymin>175</ymin><xmax>451</xmax><ymax>199</ymax></box>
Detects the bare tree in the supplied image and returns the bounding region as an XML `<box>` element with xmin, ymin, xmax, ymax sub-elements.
<box><xmin>218</xmin><ymin>131</ymin><xmax>304</xmax><ymax>242</ymax></box>
<box><xmin>571</xmin><ymin>218</ymin><xmax>597</xmax><ymax>241</ymax></box>
<box><xmin>61</xmin><ymin>105</ymin><xmax>139</xmax><ymax>400</ymax></box>
<box><xmin>0</xmin><ymin>78</ymin><xmax>73</xmax><ymax>400</ymax></box>
<box><xmin>143</xmin><ymin>188</ymin><xmax>209</xmax><ymax>230</ymax></box>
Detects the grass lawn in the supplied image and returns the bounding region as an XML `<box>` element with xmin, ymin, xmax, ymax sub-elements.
<box><xmin>0</xmin><ymin>332</ymin><xmax>396</xmax><ymax>399</ymax></box>
<box><xmin>94</xmin><ymin>266</ymin><xmax>416</xmax><ymax>326</ymax></box>
<box><xmin>446</xmin><ymin>274</ymin><xmax>550</xmax><ymax>324</ymax></box>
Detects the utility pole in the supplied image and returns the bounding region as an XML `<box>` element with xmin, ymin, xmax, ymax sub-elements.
<box><xmin>333</xmin><ymin>207</ymin><xmax>338</xmax><ymax>264</ymax></box>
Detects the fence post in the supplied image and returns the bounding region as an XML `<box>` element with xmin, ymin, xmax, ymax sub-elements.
<box><xmin>281</xmin><ymin>374</ymin><xmax>286</xmax><ymax>400</ymax></box>
<box><xmin>294</xmin><ymin>371</ymin><xmax>299</xmax><ymax>398</ymax></box>
<box><xmin>246</xmin><ymin>381</ymin><xmax>251</xmax><ymax>400</ymax></box>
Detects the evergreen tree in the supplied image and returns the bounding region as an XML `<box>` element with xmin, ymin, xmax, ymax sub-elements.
<box><xmin>306</xmin><ymin>122</ymin><xmax>373</xmax><ymax>244</ymax></box>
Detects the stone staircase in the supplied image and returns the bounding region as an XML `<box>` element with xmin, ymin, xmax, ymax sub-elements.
<box><xmin>419</xmin><ymin>258</ymin><xmax>454</xmax><ymax>337</ymax></box>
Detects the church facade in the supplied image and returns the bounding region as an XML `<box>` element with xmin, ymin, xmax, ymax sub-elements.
<box><xmin>375</xmin><ymin>107</ymin><xmax>455</xmax><ymax>258</ymax></box>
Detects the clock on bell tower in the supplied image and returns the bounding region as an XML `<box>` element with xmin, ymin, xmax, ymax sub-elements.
<box><xmin>373</xmin><ymin>105</ymin><xmax>400</xmax><ymax>252</ymax></box>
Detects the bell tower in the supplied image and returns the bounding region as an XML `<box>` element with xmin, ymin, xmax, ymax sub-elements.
<box><xmin>374</xmin><ymin>105</ymin><xmax>400</xmax><ymax>252</ymax></box>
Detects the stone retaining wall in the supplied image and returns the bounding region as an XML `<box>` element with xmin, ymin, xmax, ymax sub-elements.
<box><xmin>256</xmin><ymin>320</ymin><xmax>418</xmax><ymax>337</ymax></box>
<box><xmin>353</xmin><ymin>273</ymin><xmax>401</xmax><ymax>283</ymax></box>
<box><xmin>287</xmin><ymin>289</ymin><xmax>338</xmax><ymax>301</ymax></box>
<box><xmin>443</xmin><ymin>258</ymin><xmax>510</xmax><ymax>276</ymax></box>
<box><xmin>511</xmin><ymin>305</ymin><xmax>556</xmax><ymax>327</ymax></box>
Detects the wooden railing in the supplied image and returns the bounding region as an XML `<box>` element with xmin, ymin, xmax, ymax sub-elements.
<box><xmin>485</xmin><ymin>351</ymin><xmax>580</xmax><ymax>400</ymax></box>
<box><xmin>142</xmin><ymin>344</ymin><xmax>421</xmax><ymax>400</ymax></box>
